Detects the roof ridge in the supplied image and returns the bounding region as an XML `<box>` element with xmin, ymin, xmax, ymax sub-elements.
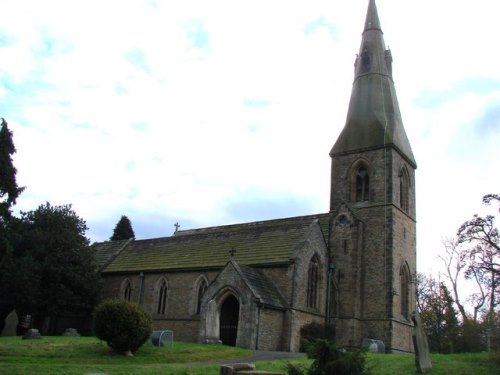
<box><xmin>175</xmin><ymin>213</ymin><xmax>330</xmax><ymax>237</ymax></box>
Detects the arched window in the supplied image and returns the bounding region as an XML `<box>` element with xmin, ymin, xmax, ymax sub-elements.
<box><xmin>122</xmin><ymin>279</ymin><xmax>132</xmax><ymax>301</ymax></box>
<box><xmin>156</xmin><ymin>278</ymin><xmax>168</xmax><ymax>315</ymax></box>
<box><xmin>399</xmin><ymin>167</ymin><xmax>410</xmax><ymax>212</ymax></box>
<box><xmin>307</xmin><ymin>256</ymin><xmax>319</xmax><ymax>309</ymax></box>
<box><xmin>196</xmin><ymin>278</ymin><xmax>208</xmax><ymax>314</ymax></box>
<box><xmin>400</xmin><ymin>264</ymin><xmax>410</xmax><ymax>319</ymax></box>
<box><xmin>355</xmin><ymin>167</ymin><xmax>369</xmax><ymax>202</ymax></box>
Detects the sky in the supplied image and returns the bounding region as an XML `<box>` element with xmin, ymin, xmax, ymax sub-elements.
<box><xmin>1</xmin><ymin>0</ymin><xmax>499</xmax><ymax>276</ymax></box>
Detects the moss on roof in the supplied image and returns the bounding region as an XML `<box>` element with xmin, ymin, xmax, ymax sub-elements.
<box><xmin>92</xmin><ymin>239</ymin><xmax>131</xmax><ymax>271</ymax></box>
<box><xmin>95</xmin><ymin>214</ymin><xmax>330</xmax><ymax>274</ymax></box>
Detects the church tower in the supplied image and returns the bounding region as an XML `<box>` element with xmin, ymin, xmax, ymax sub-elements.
<box><xmin>328</xmin><ymin>0</ymin><xmax>417</xmax><ymax>352</ymax></box>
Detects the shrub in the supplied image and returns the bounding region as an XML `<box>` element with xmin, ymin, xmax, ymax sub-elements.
<box><xmin>93</xmin><ymin>299</ymin><xmax>152</xmax><ymax>355</ymax></box>
<box><xmin>306</xmin><ymin>339</ymin><xmax>370</xmax><ymax>375</ymax></box>
<box><xmin>299</xmin><ymin>322</ymin><xmax>335</xmax><ymax>352</ymax></box>
<box><xmin>285</xmin><ymin>362</ymin><xmax>306</xmax><ymax>375</ymax></box>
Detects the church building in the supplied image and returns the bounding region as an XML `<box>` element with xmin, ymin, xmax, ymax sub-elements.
<box><xmin>95</xmin><ymin>0</ymin><xmax>417</xmax><ymax>353</ymax></box>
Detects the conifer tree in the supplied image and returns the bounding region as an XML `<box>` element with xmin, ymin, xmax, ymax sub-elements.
<box><xmin>110</xmin><ymin>215</ymin><xmax>135</xmax><ymax>241</ymax></box>
<box><xmin>0</xmin><ymin>118</ymin><xmax>24</xmax><ymax>221</ymax></box>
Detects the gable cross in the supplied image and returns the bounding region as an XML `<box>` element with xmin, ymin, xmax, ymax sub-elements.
<box><xmin>229</xmin><ymin>248</ymin><xmax>236</xmax><ymax>258</ymax></box>
<box><xmin>174</xmin><ymin>222</ymin><xmax>180</xmax><ymax>233</ymax></box>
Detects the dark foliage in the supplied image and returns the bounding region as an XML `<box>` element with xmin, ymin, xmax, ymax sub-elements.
<box><xmin>110</xmin><ymin>215</ymin><xmax>135</xmax><ymax>241</ymax></box>
<box><xmin>94</xmin><ymin>299</ymin><xmax>152</xmax><ymax>354</ymax></box>
<box><xmin>285</xmin><ymin>362</ymin><xmax>306</xmax><ymax>375</ymax></box>
<box><xmin>299</xmin><ymin>322</ymin><xmax>335</xmax><ymax>352</ymax></box>
<box><xmin>0</xmin><ymin>118</ymin><xmax>24</xmax><ymax>331</ymax></box>
<box><xmin>0</xmin><ymin>118</ymin><xmax>24</xmax><ymax>221</ymax></box>
<box><xmin>9</xmin><ymin>203</ymin><xmax>101</xmax><ymax>332</ymax></box>
<box><xmin>305</xmin><ymin>339</ymin><xmax>370</xmax><ymax>375</ymax></box>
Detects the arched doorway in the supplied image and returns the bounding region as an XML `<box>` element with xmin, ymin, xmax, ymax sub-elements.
<box><xmin>219</xmin><ymin>295</ymin><xmax>239</xmax><ymax>346</ymax></box>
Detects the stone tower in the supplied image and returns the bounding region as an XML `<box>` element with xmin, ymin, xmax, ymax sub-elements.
<box><xmin>328</xmin><ymin>0</ymin><xmax>417</xmax><ymax>352</ymax></box>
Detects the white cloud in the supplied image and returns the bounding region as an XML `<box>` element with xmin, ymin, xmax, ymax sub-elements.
<box><xmin>1</xmin><ymin>0</ymin><xmax>499</xmax><ymax>277</ymax></box>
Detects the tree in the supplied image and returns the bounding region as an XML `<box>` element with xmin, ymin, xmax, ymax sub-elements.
<box><xmin>416</xmin><ymin>273</ymin><xmax>459</xmax><ymax>353</ymax></box>
<box><xmin>0</xmin><ymin>118</ymin><xmax>24</xmax><ymax>221</ymax></box>
<box><xmin>440</xmin><ymin>238</ymin><xmax>485</xmax><ymax>323</ymax></box>
<box><xmin>110</xmin><ymin>215</ymin><xmax>135</xmax><ymax>241</ymax></box>
<box><xmin>457</xmin><ymin>194</ymin><xmax>500</xmax><ymax>351</ymax></box>
<box><xmin>0</xmin><ymin>118</ymin><xmax>24</xmax><ymax>332</ymax></box>
<box><xmin>12</xmin><ymin>203</ymin><xmax>101</xmax><ymax>333</ymax></box>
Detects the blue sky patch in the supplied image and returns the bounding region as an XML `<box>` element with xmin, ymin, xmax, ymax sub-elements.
<box><xmin>124</xmin><ymin>49</ymin><xmax>150</xmax><ymax>74</ymax></box>
<box><xmin>184</xmin><ymin>20</ymin><xmax>210</xmax><ymax>50</ymax></box>
<box><xmin>416</xmin><ymin>77</ymin><xmax>500</xmax><ymax>109</ymax></box>
<box><xmin>0</xmin><ymin>29</ymin><xmax>15</xmax><ymax>48</ymax></box>
<box><xmin>243</xmin><ymin>98</ymin><xmax>271</xmax><ymax>108</ymax></box>
<box><xmin>303</xmin><ymin>17</ymin><xmax>337</xmax><ymax>39</ymax></box>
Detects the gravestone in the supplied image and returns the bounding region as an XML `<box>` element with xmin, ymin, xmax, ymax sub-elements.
<box><xmin>362</xmin><ymin>338</ymin><xmax>385</xmax><ymax>353</ymax></box>
<box><xmin>63</xmin><ymin>328</ymin><xmax>80</xmax><ymax>337</ymax></box>
<box><xmin>22</xmin><ymin>328</ymin><xmax>42</xmax><ymax>340</ymax></box>
<box><xmin>205</xmin><ymin>299</ymin><xmax>221</xmax><ymax>344</ymax></box>
<box><xmin>1</xmin><ymin>310</ymin><xmax>18</xmax><ymax>336</ymax></box>
<box><xmin>412</xmin><ymin>310</ymin><xmax>432</xmax><ymax>373</ymax></box>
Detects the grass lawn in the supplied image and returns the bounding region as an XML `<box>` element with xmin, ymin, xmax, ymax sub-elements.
<box><xmin>0</xmin><ymin>336</ymin><xmax>498</xmax><ymax>375</ymax></box>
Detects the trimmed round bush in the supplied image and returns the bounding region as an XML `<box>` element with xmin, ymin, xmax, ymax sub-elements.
<box><xmin>93</xmin><ymin>299</ymin><xmax>152</xmax><ymax>355</ymax></box>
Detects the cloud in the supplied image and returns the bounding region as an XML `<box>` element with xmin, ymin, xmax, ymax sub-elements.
<box><xmin>1</xmin><ymin>0</ymin><xmax>499</xmax><ymax>281</ymax></box>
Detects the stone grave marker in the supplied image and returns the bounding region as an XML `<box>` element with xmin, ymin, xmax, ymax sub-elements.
<box><xmin>412</xmin><ymin>310</ymin><xmax>432</xmax><ymax>373</ymax></box>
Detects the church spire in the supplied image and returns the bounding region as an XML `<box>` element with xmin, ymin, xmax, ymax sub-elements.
<box><xmin>330</xmin><ymin>0</ymin><xmax>416</xmax><ymax>167</ymax></box>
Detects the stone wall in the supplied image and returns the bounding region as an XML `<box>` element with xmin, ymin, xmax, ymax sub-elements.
<box><xmin>257</xmin><ymin>308</ymin><xmax>284</xmax><ymax>351</ymax></box>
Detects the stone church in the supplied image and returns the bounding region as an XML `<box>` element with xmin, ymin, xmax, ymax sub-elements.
<box><xmin>94</xmin><ymin>0</ymin><xmax>417</xmax><ymax>353</ymax></box>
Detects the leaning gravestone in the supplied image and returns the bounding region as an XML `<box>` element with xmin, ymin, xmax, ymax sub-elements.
<box><xmin>412</xmin><ymin>310</ymin><xmax>432</xmax><ymax>373</ymax></box>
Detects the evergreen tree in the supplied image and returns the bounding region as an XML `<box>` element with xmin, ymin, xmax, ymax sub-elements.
<box><xmin>12</xmin><ymin>203</ymin><xmax>101</xmax><ymax>333</ymax></box>
<box><xmin>110</xmin><ymin>215</ymin><xmax>135</xmax><ymax>241</ymax></box>
<box><xmin>0</xmin><ymin>118</ymin><xmax>24</xmax><ymax>221</ymax></box>
<box><xmin>0</xmin><ymin>118</ymin><xmax>24</xmax><ymax>332</ymax></box>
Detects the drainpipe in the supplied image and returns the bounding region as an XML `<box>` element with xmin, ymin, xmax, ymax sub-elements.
<box><xmin>326</xmin><ymin>263</ymin><xmax>335</xmax><ymax>327</ymax></box>
<box><xmin>256</xmin><ymin>302</ymin><xmax>262</xmax><ymax>350</ymax></box>
<box><xmin>137</xmin><ymin>272</ymin><xmax>145</xmax><ymax>305</ymax></box>
<box><xmin>325</xmin><ymin>213</ymin><xmax>336</xmax><ymax>327</ymax></box>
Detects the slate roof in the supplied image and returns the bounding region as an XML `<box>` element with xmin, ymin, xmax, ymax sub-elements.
<box><xmin>94</xmin><ymin>213</ymin><xmax>330</xmax><ymax>274</ymax></box>
<box><xmin>232</xmin><ymin>261</ymin><xmax>286</xmax><ymax>309</ymax></box>
<box><xmin>93</xmin><ymin>239</ymin><xmax>131</xmax><ymax>271</ymax></box>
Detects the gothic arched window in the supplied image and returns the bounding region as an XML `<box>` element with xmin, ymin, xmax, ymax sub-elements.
<box><xmin>196</xmin><ymin>278</ymin><xmax>208</xmax><ymax>314</ymax></box>
<box><xmin>156</xmin><ymin>278</ymin><xmax>168</xmax><ymax>315</ymax></box>
<box><xmin>400</xmin><ymin>264</ymin><xmax>410</xmax><ymax>319</ymax></box>
<box><xmin>399</xmin><ymin>167</ymin><xmax>410</xmax><ymax>213</ymax></box>
<box><xmin>122</xmin><ymin>279</ymin><xmax>132</xmax><ymax>301</ymax></box>
<box><xmin>355</xmin><ymin>167</ymin><xmax>369</xmax><ymax>202</ymax></box>
<box><xmin>307</xmin><ymin>256</ymin><xmax>319</xmax><ymax>309</ymax></box>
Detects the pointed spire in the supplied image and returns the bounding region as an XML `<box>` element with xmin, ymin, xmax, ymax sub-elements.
<box><xmin>364</xmin><ymin>0</ymin><xmax>382</xmax><ymax>32</ymax></box>
<box><xmin>330</xmin><ymin>0</ymin><xmax>416</xmax><ymax>168</ymax></box>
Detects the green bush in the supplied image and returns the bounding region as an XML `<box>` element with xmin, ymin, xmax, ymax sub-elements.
<box><xmin>93</xmin><ymin>299</ymin><xmax>152</xmax><ymax>355</ymax></box>
<box><xmin>306</xmin><ymin>339</ymin><xmax>370</xmax><ymax>375</ymax></box>
<box><xmin>299</xmin><ymin>322</ymin><xmax>335</xmax><ymax>352</ymax></box>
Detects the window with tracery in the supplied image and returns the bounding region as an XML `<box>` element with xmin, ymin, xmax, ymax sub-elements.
<box><xmin>156</xmin><ymin>279</ymin><xmax>168</xmax><ymax>315</ymax></box>
<box><xmin>400</xmin><ymin>264</ymin><xmax>410</xmax><ymax>319</ymax></box>
<box><xmin>196</xmin><ymin>278</ymin><xmax>208</xmax><ymax>314</ymax></box>
<box><xmin>122</xmin><ymin>279</ymin><xmax>132</xmax><ymax>301</ymax></box>
<box><xmin>400</xmin><ymin>167</ymin><xmax>410</xmax><ymax>212</ymax></box>
<box><xmin>307</xmin><ymin>256</ymin><xmax>319</xmax><ymax>309</ymax></box>
<box><xmin>355</xmin><ymin>167</ymin><xmax>369</xmax><ymax>202</ymax></box>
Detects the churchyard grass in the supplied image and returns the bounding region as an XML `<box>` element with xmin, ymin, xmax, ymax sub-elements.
<box><xmin>0</xmin><ymin>336</ymin><xmax>498</xmax><ymax>375</ymax></box>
